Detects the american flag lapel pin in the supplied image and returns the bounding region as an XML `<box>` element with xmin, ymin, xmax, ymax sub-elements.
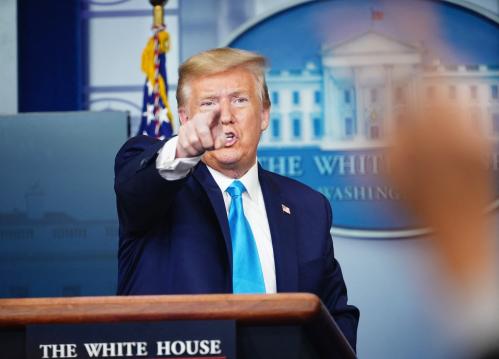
<box><xmin>281</xmin><ymin>204</ymin><xmax>291</xmax><ymax>215</ymax></box>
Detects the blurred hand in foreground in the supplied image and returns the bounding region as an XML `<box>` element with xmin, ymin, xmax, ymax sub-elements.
<box><xmin>386</xmin><ymin>100</ymin><xmax>499</xmax><ymax>357</ymax></box>
<box><xmin>386</xmin><ymin>101</ymin><xmax>496</xmax><ymax>291</ymax></box>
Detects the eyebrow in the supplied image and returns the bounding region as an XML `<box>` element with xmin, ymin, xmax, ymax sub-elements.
<box><xmin>198</xmin><ymin>95</ymin><xmax>218</xmax><ymax>102</ymax></box>
<box><xmin>230</xmin><ymin>91</ymin><xmax>249</xmax><ymax>97</ymax></box>
<box><xmin>198</xmin><ymin>90</ymin><xmax>249</xmax><ymax>101</ymax></box>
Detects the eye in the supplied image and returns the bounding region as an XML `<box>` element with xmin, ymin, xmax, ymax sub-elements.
<box><xmin>233</xmin><ymin>97</ymin><xmax>248</xmax><ymax>105</ymax></box>
<box><xmin>200</xmin><ymin>100</ymin><xmax>215</xmax><ymax>107</ymax></box>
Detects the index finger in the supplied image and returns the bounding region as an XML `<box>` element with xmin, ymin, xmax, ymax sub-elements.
<box><xmin>191</xmin><ymin>109</ymin><xmax>220</xmax><ymax>127</ymax></box>
<box><xmin>207</xmin><ymin>110</ymin><xmax>221</xmax><ymax>129</ymax></box>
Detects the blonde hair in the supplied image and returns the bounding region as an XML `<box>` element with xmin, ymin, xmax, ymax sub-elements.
<box><xmin>176</xmin><ymin>47</ymin><xmax>271</xmax><ymax>109</ymax></box>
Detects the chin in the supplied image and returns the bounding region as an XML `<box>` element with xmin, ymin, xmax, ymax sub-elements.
<box><xmin>206</xmin><ymin>149</ymin><xmax>242</xmax><ymax>168</ymax></box>
<box><xmin>214</xmin><ymin>152</ymin><xmax>242</xmax><ymax>167</ymax></box>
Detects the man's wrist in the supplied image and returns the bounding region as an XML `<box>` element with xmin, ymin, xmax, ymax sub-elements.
<box><xmin>156</xmin><ymin>137</ymin><xmax>202</xmax><ymax>180</ymax></box>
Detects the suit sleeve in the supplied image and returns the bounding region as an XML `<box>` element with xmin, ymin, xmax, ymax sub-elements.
<box><xmin>114</xmin><ymin>135</ymin><xmax>187</xmax><ymax>235</ymax></box>
<box><xmin>319</xmin><ymin>195</ymin><xmax>360</xmax><ymax>351</ymax></box>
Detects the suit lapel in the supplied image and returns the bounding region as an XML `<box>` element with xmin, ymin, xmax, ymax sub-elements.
<box><xmin>192</xmin><ymin>163</ymin><xmax>299</xmax><ymax>293</ymax></box>
<box><xmin>259</xmin><ymin>167</ymin><xmax>299</xmax><ymax>292</ymax></box>
<box><xmin>192</xmin><ymin>163</ymin><xmax>232</xmax><ymax>267</ymax></box>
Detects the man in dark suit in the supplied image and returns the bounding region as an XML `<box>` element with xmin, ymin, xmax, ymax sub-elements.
<box><xmin>115</xmin><ymin>48</ymin><xmax>359</xmax><ymax>349</ymax></box>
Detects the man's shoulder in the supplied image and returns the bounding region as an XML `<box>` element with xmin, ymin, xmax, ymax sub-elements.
<box><xmin>117</xmin><ymin>135</ymin><xmax>166</xmax><ymax>155</ymax></box>
<box><xmin>115</xmin><ymin>135</ymin><xmax>169</xmax><ymax>176</ymax></box>
<box><xmin>259</xmin><ymin>167</ymin><xmax>327</xmax><ymax>203</ymax></box>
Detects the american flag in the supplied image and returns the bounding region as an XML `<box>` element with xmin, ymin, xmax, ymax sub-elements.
<box><xmin>137</xmin><ymin>28</ymin><xmax>174</xmax><ymax>139</ymax></box>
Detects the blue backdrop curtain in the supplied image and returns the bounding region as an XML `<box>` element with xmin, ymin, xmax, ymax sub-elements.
<box><xmin>17</xmin><ymin>0</ymin><xmax>87</xmax><ymax>112</ymax></box>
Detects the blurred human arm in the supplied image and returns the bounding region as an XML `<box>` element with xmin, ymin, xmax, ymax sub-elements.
<box><xmin>387</xmin><ymin>104</ymin><xmax>496</xmax><ymax>288</ymax></box>
<box><xmin>386</xmin><ymin>102</ymin><xmax>499</xmax><ymax>358</ymax></box>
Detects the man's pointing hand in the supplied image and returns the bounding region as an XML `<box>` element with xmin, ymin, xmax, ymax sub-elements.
<box><xmin>176</xmin><ymin>110</ymin><xmax>226</xmax><ymax>158</ymax></box>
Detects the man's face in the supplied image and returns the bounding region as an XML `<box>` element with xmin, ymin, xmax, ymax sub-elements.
<box><xmin>181</xmin><ymin>67</ymin><xmax>269</xmax><ymax>177</ymax></box>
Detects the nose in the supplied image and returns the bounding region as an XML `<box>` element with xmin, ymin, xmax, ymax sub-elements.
<box><xmin>219</xmin><ymin>98</ymin><xmax>233</xmax><ymax>125</ymax></box>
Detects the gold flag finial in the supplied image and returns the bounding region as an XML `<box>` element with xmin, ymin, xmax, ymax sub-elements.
<box><xmin>149</xmin><ymin>0</ymin><xmax>167</xmax><ymax>28</ymax></box>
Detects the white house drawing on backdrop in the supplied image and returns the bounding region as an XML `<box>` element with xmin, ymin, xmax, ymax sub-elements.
<box><xmin>261</xmin><ymin>31</ymin><xmax>499</xmax><ymax>149</ymax></box>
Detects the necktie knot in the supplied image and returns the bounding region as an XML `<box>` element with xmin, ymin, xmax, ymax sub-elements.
<box><xmin>226</xmin><ymin>180</ymin><xmax>246</xmax><ymax>199</ymax></box>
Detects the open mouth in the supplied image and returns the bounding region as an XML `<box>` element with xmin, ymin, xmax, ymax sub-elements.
<box><xmin>224</xmin><ymin>132</ymin><xmax>238</xmax><ymax>147</ymax></box>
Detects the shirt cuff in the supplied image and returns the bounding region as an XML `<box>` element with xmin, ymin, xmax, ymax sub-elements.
<box><xmin>156</xmin><ymin>137</ymin><xmax>202</xmax><ymax>180</ymax></box>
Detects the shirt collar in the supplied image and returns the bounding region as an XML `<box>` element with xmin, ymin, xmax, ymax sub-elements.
<box><xmin>206</xmin><ymin>161</ymin><xmax>260</xmax><ymax>203</ymax></box>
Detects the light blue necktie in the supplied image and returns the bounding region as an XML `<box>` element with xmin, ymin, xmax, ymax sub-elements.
<box><xmin>226</xmin><ymin>180</ymin><xmax>266</xmax><ymax>294</ymax></box>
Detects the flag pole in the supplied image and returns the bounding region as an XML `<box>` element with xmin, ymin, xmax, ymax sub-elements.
<box><xmin>150</xmin><ymin>0</ymin><xmax>167</xmax><ymax>29</ymax></box>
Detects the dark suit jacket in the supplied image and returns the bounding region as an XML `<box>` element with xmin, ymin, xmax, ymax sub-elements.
<box><xmin>114</xmin><ymin>135</ymin><xmax>360</xmax><ymax>349</ymax></box>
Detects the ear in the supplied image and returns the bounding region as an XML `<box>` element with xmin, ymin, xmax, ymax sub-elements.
<box><xmin>260</xmin><ymin>106</ymin><xmax>270</xmax><ymax>132</ymax></box>
<box><xmin>178</xmin><ymin>107</ymin><xmax>189</xmax><ymax>125</ymax></box>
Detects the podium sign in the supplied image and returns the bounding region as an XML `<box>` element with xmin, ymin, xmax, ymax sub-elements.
<box><xmin>26</xmin><ymin>321</ymin><xmax>235</xmax><ymax>359</ymax></box>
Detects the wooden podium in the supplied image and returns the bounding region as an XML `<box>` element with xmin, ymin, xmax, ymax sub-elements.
<box><xmin>0</xmin><ymin>293</ymin><xmax>355</xmax><ymax>359</ymax></box>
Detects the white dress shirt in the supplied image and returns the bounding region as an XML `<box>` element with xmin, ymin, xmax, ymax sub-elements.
<box><xmin>156</xmin><ymin>137</ymin><xmax>277</xmax><ymax>293</ymax></box>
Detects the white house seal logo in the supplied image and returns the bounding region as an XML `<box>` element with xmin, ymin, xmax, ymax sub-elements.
<box><xmin>227</xmin><ymin>0</ymin><xmax>499</xmax><ymax>238</ymax></box>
